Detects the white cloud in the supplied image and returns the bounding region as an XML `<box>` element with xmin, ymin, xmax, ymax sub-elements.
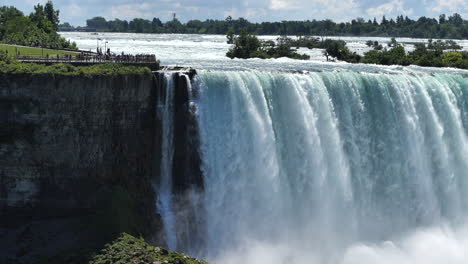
<box><xmin>61</xmin><ymin>4</ymin><xmax>84</xmax><ymax>18</ymax></box>
<box><xmin>431</xmin><ymin>0</ymin><xmax>466</xmax><ymax>12</ymax></box>
<box><xmin>110</xmin><ymin>2</ymin><xmax>156</xmax><ymax>20</ymax></box>
<box><xmin>270</xmin><ymin>0</ymin><xmax>291</xmax><ymax>10</ymax></box>
<box><xmin>267</xmin><ymin>0</ymin><xmax>361</xmax><ymax>21</ymax></box>
<box><xmin>366</xmin><ymin>0</ymin><xmax>413</xmax><ymax>17</ymax></box>
<box><xmin>223</xmin><ymin>7</ymin><xmax>267</xmax><ymax>19</ymax></box>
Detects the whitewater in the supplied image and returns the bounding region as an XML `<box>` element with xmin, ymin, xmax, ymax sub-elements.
<box><xmin>64</xmin><ymin>32</ymin><xmax>468</xmax><ymax>264</ymax></box>
<box><xmin>193</xmin><ymin>70</ymin><xmax>468</xmax><ymax>264</ymax></box>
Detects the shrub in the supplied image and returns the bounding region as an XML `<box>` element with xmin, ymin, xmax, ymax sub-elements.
<box><xmin>441</xmin><ymin>51</ymin><xmax>463</xmax><ymax>67</ymax></box>
<box><xmin>0</xmin><ymin>61</ymin><xmax>152</xmax><ymax>75</ymax></box>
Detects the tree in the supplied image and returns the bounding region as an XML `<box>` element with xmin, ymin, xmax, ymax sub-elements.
<box><xmin>129</xmin><ymin>18</ymin><xmax>151</xmax><ymax>33</ymax></box>
<box><xmin>322</xmin><ymin>39</ymin><xmax>360</xmax><ymax>62</ymax></box>
<box><xmin>44</xmin><ymin>0</ymin><xmax>59</xmax><ymax>30</ymax></box>
<box><xmin>449</xmin><ymin>13</ymin><xmax>463</xmax><ymax>26</ymax></box>
<box><xmin>0</xmin><ymin>6</ymin><xmax>23</xmax><ymax>39</ymax></box>
<box><xmin>0</xmin><ymin>2</ymin><xmax>72</xmax><ymax>49</ymax></box>
<box><xmin>373</xmin><ymin>17</ymin><xmax>378</xmax><ymax>26</ymax></box>
<box><xmin>226</xmin><ymin>29</ymin><xmax>261</xmax><ymax>59</ymax></box>
<box><xmin>439</xmin><ymin>14</ymin><xmax>446</xmax><ymax>24</ymax></box>
<box><xmin>152</xmin><ymin>18</ymin><xmax>162</xmax><ymax>32</ymax></box>
<box><xmin>226</xmin><ymin>27</ymin><xmax>235</xmax><ymax>44</ymax></box>
<box><xmin>87</xmin><ymin>17</ymin><xmax>108</xmax><ymax>30</ymax></box>
<box><xmin>381</xmin><ymin>16</ymin><xmax>388</xmax><ymax>25</ymax></box>
<box><xmin>441</xmin><ymin>51</ymin><xmax>463</xmax><ymax>67</ymax></box>
<box><xmin>226</xmin><ymin>29</ymin><xmax>309</xmax><ymax>60</ymax></box>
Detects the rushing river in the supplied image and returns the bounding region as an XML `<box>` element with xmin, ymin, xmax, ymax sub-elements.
<box><xmin>60</xmin><ymin>32</ymin><xmax>468</xmax><ymax>71</ymax></box>
<box><xmin>63</xmin><ymin>32</ymin><xmax>468</xmax><ymax>264</ymax></box>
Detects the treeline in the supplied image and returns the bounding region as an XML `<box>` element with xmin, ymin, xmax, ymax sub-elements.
<box><xmin>60</xmin><ymin>13</ymin><xmax>468</xmax><ymax>39</ymax></box>
<box><xmin>320</xmin><ymin>38</ymin><xmax>468</xmax><ymax>69</ymax></box>
<box><xmin>0</xmin><ymin>1</ymin><xmax>76</xmax><ymax>49</ymax></box>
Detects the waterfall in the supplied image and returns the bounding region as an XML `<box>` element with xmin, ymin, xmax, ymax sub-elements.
<box><xmin>156</xmin><ymin>72</ymin><xmax>204</xmax><ymax>254</ymax></box>
<box><xmin>159</xmin><ymin>69</ymin><xmax>468</xmax><ymax>263</ymax></box>
<box><xmin>156</xmin><ymin>72</ymin><xmax>177</xmax><ymax>250</ymax></box>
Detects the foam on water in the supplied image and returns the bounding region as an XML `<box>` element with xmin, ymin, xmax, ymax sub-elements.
<box><xmin>186</xmin><ymin>70</ymin><xmax>468</xmax><ymax>263</ymax></box>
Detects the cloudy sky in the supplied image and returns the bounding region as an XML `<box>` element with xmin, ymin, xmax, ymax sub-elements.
<box><xmin>3</xmin><ymin>0</ymin><xmax>468</xmax><ymax>26</ymax></box>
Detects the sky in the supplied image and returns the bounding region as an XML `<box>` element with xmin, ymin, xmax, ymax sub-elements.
<box><xmin>2</xmin><ymin>0</ymin><xmax>468</xmax><ymax>26</ymax></box>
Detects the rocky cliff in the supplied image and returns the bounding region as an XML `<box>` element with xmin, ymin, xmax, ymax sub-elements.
<box><xmin>0</xmin><ymin>73</ymin><xmax>160</xmax><ymax>263</ymax></box>
<box><xmin>0</xmin><ymin>70</ymin><xmax>203</xmax><ymax>263</ymax></box>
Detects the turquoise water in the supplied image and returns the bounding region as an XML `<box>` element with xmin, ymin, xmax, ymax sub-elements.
<box><xmin>156</xmin><ymin>70</ymin><xmax>468</xmax><ymax>263</ymax></box>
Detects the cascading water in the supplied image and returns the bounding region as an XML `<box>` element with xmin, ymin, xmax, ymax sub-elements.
<box><xmin>160</xmin><ymin>69</ymin><xmax>468</xmax><ymax>264</ymax></box>
<box><xmin>156</xmin><ymin>73</ymin><xmax>177</xmax><ymax>250</ymax></box>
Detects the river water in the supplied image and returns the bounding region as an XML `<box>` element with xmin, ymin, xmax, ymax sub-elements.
<box><xmin>60</xmin><ymin>32</ymin><xmax>468</xmax><ymax>71</ymax></box>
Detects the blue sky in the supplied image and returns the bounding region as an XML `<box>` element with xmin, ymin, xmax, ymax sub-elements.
<box><xmin>3</xmin><ymin>0</ymin><xmax>468</xmax><ymax>26</ymax></box>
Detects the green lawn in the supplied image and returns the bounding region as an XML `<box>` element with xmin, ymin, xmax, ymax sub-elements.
<box><xmin>0</xmin><ymin>44</ymin><xmax>79</xmax><ymax>57</ymax></box>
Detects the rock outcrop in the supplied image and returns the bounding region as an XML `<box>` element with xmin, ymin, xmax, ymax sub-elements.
<box><xmin>0</xmin><ymin>73</ymin><xmax>158</xmax><ymax>263</ymax></box>
<box><xmin>0</xmin><ymin>70</ymin><xmax>204</xmax><ymax>263</ymax></box>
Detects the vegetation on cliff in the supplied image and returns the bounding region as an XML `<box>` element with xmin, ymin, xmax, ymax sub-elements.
<box><xmin>0</xmin><ymin>57</ymin><xmax>152</xmax><ymax>75</ymax></box>
<box><xmin>90</xmin><ymin>233</ymin><xmax>207</xmax><ymax>264</ymax></box>
<box><xmin>65</xmin><ymin>13</ymin><xmax>468</xmax><ymax>39</ymax></box>
<box><xmin>0</xmin><ymin>1</ymin><xmax>76</xmax><ymax>49</ymax></box>
<box><xmin>226</xmin><ymin>30</ymin><xmax>309</xmax><ymax>60</ymax></box>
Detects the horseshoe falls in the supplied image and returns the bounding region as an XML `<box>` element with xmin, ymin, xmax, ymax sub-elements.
<box><xmin>158</xmin><ymin>69</ymin><xmax>468</xmax><ymax>264</ymax></box>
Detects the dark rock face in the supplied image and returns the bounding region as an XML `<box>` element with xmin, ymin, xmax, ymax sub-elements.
<box><xmin>0</xmin><ymin>73</ymin><xmax>158</xmax><ymax>263</ymax></box>
<box><xmin>171</xmin><ymin>72</ymin><xmax>205</xmax><ymax>255</ymax></box>
<box><xmin>172</xmin><ymin>72</ymin><xmax>203</xmax><ymax>194</ymax></box>
<box><xmin>151</xmin><ymin>71</ymin><xmax>205</xmax><ymax>255</ymax></box>
<box><xmin>0</xmin><ymin>70</ymin><xmax>205</xmax><ymax>263</ymax></box>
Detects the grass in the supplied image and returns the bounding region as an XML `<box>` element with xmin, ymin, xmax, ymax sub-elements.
<box><xmin>0</xmin><ymin>61</ymin><xmax>152</xmax><ymax>76</ymax></box>
<box><xmin>0</xmin><ymin>44</ymin><xmax>79</xmax><ymax>57</ymax></box>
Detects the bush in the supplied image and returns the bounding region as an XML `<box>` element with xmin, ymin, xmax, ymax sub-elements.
<box><xmin>323</xmin><ymin>39</ymin><xmax>360</xmax><ymax>62</ymax></box>
<box><xmin>226</xmin><ymin>29</ymin><xmax>309</xmax><ymax>60</ymax></box>
<box><xmin>89</xmin><ymin>233</ymin><xmax>207</xmax><ymax>264</ymax></box>
<box><xmin>441</xmin><ymin>51</ymin><xmax>463</xmax><ymax>67</ymax></box>
<box><xmin>0</xmin><ymin>61</ymin><xmax>152</xmax><ymax>76</ymax></box>
<box><xmin>226</xmin><ymin>29</ymin><xmax>262</xmax><ymax>59</ymax></box>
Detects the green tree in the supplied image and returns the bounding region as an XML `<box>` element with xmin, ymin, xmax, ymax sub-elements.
<box><xmin>441</xmin><ymin>51</ymin><xmax>463</xmax><ymax>67</ymax></box>
<box><xmin>87</xmin><ymin>16</ymin><xmax>108</xmax><ymax>30</ymax></box>
<box><xmin>0</xmin><ymin>6</ymin><xmax>23</xmax><ymax>39</ymax></box>
<box><xmin>226</xmin><ymin>27</ymin><xmax>235</xmax><ymax>44</ymax></box>
<box><xmin>44</xmin><ymin>0</ymin><xmax>59</xmax><ymax>30</ymax></box>
<box><xmin>226</xmin><ymin>29</ymin><xmax>262</xmax><ymax>59</ymax></box>
<box><xmin>322</xmin><ymin>39</ymin><xmax>360</xmax><ymax>62</ymax></box>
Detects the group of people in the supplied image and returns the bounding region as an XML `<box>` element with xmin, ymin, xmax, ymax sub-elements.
<box><xmin>74</xmin><ymin>50</ymin><xmax>157</xmax><ymax>63</ymax></box>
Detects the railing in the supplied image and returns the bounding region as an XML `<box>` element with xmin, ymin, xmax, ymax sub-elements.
<box><xmin>17</xmin><ymin>54</ymin><xmax>158</xmax><ymax>64</ymax></box>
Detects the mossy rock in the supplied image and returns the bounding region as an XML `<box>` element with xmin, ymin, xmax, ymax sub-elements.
<box><xmin>90</xmin><ymin>233</ymin><xmax>207</xmax><ymax>264</ymax></box>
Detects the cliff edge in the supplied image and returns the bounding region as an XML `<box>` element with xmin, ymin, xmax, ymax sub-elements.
<box><xmin>0</xmin><ymin>73</ymin><xmax>158</xmax><ymax>263</ymax></box>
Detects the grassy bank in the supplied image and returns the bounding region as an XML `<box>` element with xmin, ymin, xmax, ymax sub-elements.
<box><xmin>0</xmin><ymin>44</ymin><xmax>79</xmax><ymax>57</ymax></box>
<box><xmin>0</xmin><ymin>61</ymin><xmax>152</xmax><ymax>76</ymax></box>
